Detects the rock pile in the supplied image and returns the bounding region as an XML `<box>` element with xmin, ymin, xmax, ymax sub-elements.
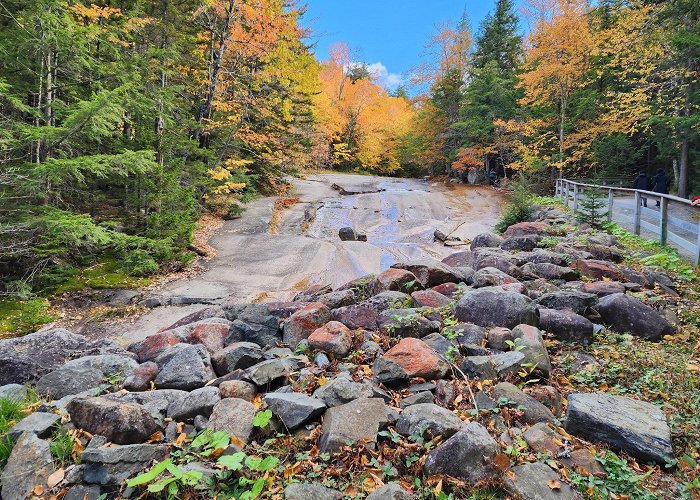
<box><xmin>0</xmin><ymin>206</ymin><xmax>682</xmax><ymax>499</ymax></box>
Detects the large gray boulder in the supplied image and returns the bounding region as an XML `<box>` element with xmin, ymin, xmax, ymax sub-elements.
<box><xmin>207</xmin><ymin>398</ymin><xmax>257</xmax><ymax>444</ymax></box>
<box><xmin>461</xmin><ymin>351</ymin><xmax>525</xmax><ymax>380</ymax></box>
<box><xmin>423</xmin><ymin>422</ymin><xmax>498</xmax><ymax>483</ymax></box>
<box><xmin>313</xmin><ymin>375</ymin><xmax>374</xmax><ymax>407</ymax></box>
<box><xmin>211</xmin><ymin>342</ymin><xmax>264</xmax><ymax>376</ymax></box>
<box><xmin>456</xmin><ymin>289</ymin><xmax>539</xmax><ymax>329</ymax></box>
<box><xmin>154</xmin><ymin>344</ymin><xmax>215</xmax><ymax>390</ymax></box>
<box><xmin>319</xmin><ymin>398</ymin><xmax>387</xmax><ymax>452</ymax></box>
<box><xmin>395</xmin><ymin>403</ymin><xmax>464</xmax><ymax>438</ymax></box>
<box><xmin>167</xmin><ymin>386</ymin><xmax>220</xmax><ymax>421</ymax></box>
<box><xmin>493</xmin><ymin>382</ymin><xmax>555</xmax><ymax>424</ymax></box>
<box><xmin>534</xmin><ymin>291</ymin><xmax>598</xmax><ymax>316</ymax></box>
<box><xmin>539</xmin><ymin>308</ymin><xmax>594</xmax><ymax>345</ymax></box>
<box><xmin>1</xmin><ymin>432</ymin><xmax>53</xmax><ymax>500</ymax></box>
<box><xmin>0</xmin><ymin>328</ymin><xmax>87</xmax><ymax>385</ymax></box>
<box><xmin>81</xmin><ymin>444</ymin><xmax>168</xmax><ymax>485</ymax></box>
<box><xmin>596</xmin><ymin>293</ymin><xmax>674</xmax><ymax>341</ymax></box>
<box><xmin>224</xmin><ymin>303</ymin><xmax>282</xmax><ymax>347</ymax></box>
<box><xmin>284</xmin><ymin>483</ymin><xmax>343</xmax><ymax>500</ymax></box>
<box><xmin>505</xmin><ymin>462</ymin><xmax>580</xmax><ymax>500</ymax></box>
<box><xmin>565</xmin><ymin>393</ymin><xmax>674</xmax><ymax>464</ymax></box>
<box><xmin>512</xmin><ymin>324</ymin><xmax>551</xmax><ymax>378</ymax></box>
<box><xmin>264</xmin><ymin>392</ymin><xmax>326</xmax><ymax>430</ymax></box>
<box><xmin>67</xmin><ymin>397</ymin><xmax>158</xmax><ymax>444</ymax></box>
<box><xmin>36</xmin><ymin>365</ymin><xmax>104</xmax><ymax>399</ymax></box>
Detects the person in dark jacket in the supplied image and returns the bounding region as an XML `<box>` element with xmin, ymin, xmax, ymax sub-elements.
<box><xmin>651</xmin><ymin>168</ymin><xmax>670</xmax><ymax>207</ymax></box>
<box><xmin>633</xmin><ymin>170</ymin><xmax>650</xmax><ymax>207</ymax></box>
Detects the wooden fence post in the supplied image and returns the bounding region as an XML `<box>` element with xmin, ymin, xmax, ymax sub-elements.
<box><xmin>695</xmin><ymin>220</ymin><xmax>700</xmax><ymax>266</ymax></box>
<box><xmin>634</xmin><ymin>191</ymin><xmax>641</xmax><ymax>235</ymax></box>
<box><xmin>573</xmin><ymin>184</ymin><xmax>579</xmax><ymax>212</ymax></box>
<box><xmin>659</xmin><ymin>197</ymin><xmax>668</xmax><ymax>246</ymax></box>
<box><xmin>564</xmin><ymin>182</ymin><xmax>569</xmax><ymax>207</ymax></box>
<box><xmin>607</xmin><ymin>189</ymin><xmax>614</xmax><ymax>222</ymax></box>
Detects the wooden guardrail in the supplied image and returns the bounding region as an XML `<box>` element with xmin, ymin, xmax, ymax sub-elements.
<box><xmin>555</xmin><ymin>178</ymin><xmax>700</xmax><ymax>265</ymax></box>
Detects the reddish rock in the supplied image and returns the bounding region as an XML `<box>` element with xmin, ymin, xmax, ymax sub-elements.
<box><xmin>582</xmin><ymin>281</ymin><xmax>626</xmax><ymax>296</ymax></box>
<box><xmin>573</xmin><ymin>260</ymin><xmax>626</xmax><ymax>282</ymax></box>
<box><xmin>282</xmin><ymin>303</ymin><xmax>331</xmax><ymax>347</ymax></box>
<box><xmin>526</xmin><ymin>385</ymin><xmax>563</xmax><ymax>417</ymax></box>
<box><xmin>188</xmin><ymin>323</ymin><xmax>228</xmax><ymax>354</ymax></box>
<box><xmin>331</xmin><ymin>305</ymin><xmax>380</xmax><ymax>330</ymax></box>
<box><xmin>123</xmin><ymin>362</ymin><xmax>159</xmax><ymax>392</ymax></box>
<box><xmin>503</xmin><ymin>222</ymin><xmax>550</xmax><ymax>238</ymax></box>
<box><xmin>308</xmin><ymin>321</ymin><xmax>353</xmax><ymax>357</ymax></box>
<box><xmin>431</xmin><ymin>282</ymin><xmax>459</xmax><ymax>299</ymax></box>
<box><xmin>374</xmin><ymin>268</ymin><xmax>420</xmax><ymax>294</ymax></box>
<box><xmin>383</xmin><ymin>338</ymin><xmax>449</xmax><ymax>380</ymax></box>
<box><xmin>487</xmin><ymin>327</ymin><xmax>514</xmax><ymax>351</ymax></box>
<box><xmin>219</xmin><ymin>380</ymin><xmax>257</xmax><ymax>401</ymax></box>
<box><xmin>411</xmin><ymin>290</ymin><xmax>453</xmax><ymax>309</ymax></box>
<box><xmin>441</xmin><ymin>251</ymin><xmax>474</xmax><ymax>268</ymax></box>
<box><xmin>135</xmin><ymin>332</ymin><xmax>179</xmax><ymax>362</ymax></box>
<box><xmin>562</xmin><ymin>449</ymin><xmax>606</xmax><ymax>476</ymax></box>
<box><xmin>158</xmin><ymin>306</ymin><xmax>226</xmax><ymax>332</ymax></box>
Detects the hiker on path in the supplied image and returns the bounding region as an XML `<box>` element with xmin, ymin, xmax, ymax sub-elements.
<box><xmin>633</xmin><ymin>170</ymin><xmax>650</xmax><ymax>207</ymax></box>
<box><xmin>651</xmin><ymin>169</ymin><xmax>670</xmax><ymax>208</ymax></box>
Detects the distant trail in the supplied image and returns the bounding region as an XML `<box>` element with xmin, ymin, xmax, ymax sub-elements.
<box><xmin>92</xmin><ymin>174</ymin><xmax>505</xmax><ymax>342</ymax></box>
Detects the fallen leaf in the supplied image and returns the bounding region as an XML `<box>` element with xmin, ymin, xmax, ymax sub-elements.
<box><xmin>687</xmin><ymin>363</ymin><xmax>700</xmax><ymax>372</ymax></box>
<box><xmin>33</xmin><ymin>485</ymin><xmax>44</xmax><ymax>496</ymax></box>
<box><xmin>548</xmin><ymin>479</ymin><xmax>561</xmax><ymax>490</ymax></box>
<box><xmin>173</xmin><ymin>433</ymin><xmax>187</xmax><ymax>447</ymax></box>
<box><xmin>47</xmin><ymin>468</ymin><xmax>65</xmax><ymax>488</ymax></box>
<box><xmin>230</xmin><ymin>436</ymin><xmax>246</xmax><ymax>449</ymax></box>
<box><xmin>433</xmin><ymin>479</ymin><xmax>443</xmax><ymax>497</ymax></box>
<box><xmin>494</xmin><ymin>454</ymin><xmax>510</xmax><ymax>472</ymax></box>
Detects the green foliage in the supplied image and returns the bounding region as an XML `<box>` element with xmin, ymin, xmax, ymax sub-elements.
<box><xmin>575</xmin><ymin>188</ymin><xmax>608</xmax><ymax>228</ymax></box>
<box><xmin>0</xmin><ymin>390</ymin><xmax>39</xmax><ymax>469</ymax></box>
<box><xmin>569</xmin><ymin>452</ymin><xmax>656</xmax><ymax>500</ymax></box>
<box><xmin>252</xmin><ymin>410</ymin><xmax>273</xmax><ymax>428</ymax></box>
<box><xmin>0</xmin><ymin>299</ymin><xmax>55</xmax><ymax>337</ymax></box>
<box><xmin>495</xmin><ymin>176</ymin><xmax>535</xmax><ymax>233</ymax></box>
<box><xmin>50</xmin><ymin>427</ymin><xmax>76</xmax><ymax>466</ymax></box>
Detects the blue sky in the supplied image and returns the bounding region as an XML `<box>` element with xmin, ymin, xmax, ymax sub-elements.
<box><xmin>302</xmin><ymin>1</ymin><xmax>528</xmax><ymax>91</ymax></box>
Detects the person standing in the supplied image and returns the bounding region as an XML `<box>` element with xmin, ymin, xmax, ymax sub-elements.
<box><xmin>650</xmin><ymin>168</ymin><xmax>670</xmax><ymax>207</ymax></box>
<box><xmin>633</xmin><ymin>170</ymin><xmax>650</xmax><ymax>207</ymax></box>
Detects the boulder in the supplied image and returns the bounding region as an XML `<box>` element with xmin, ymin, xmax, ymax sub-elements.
<box><xmin>461</xmin><ymin>351</ymin><xmax>525</xmax><ymax>380</ymax></box>
<box><xmin>539</xmin><ymin>309</ymin><xmax>593</xmax><ymax>344</ymax></box>
<box><xmin>512</xmin><ymin>324</ymin><xmax>551</xmax><ymax>378</ymax></box>
<box><xmin>283</xmin><ymin>303</ymin><xmax>332</xmax><ymax>348</ymax></box>
<box><xmin>366</xmin><ymin>483</ymin><xmax>413</xmax><ymax>500</ymax></box>
<box><xmin>522</xmin><ymin>422</ymin><xmax>562</xmax><ymax>455</ymax></box>
<box><xmin>318</xmin><ymin>398</ymin><xmax>387</xmax><ymax>452</ymax></box>
<box><xmin>132</xmin><ymin>331</ymin><xmax>180</xmax><ymax>362</ymax></box>
<box><xmin>264</xmin><ymin>392</ymin><xmax>326</xmax><ymax>430</ymax></box>
<box><xmin>501</xmin><ymin>235</ymin><xmax>540</xmax><ymax>252</ymax></box>
<box><xmin>219</xmin><ymin>380</ymin><xmax>257</xmax><ymax>401</ymax></box>
<box><xmin>565</xmin><ymin>392</ymin><xmax>674</xmax><ymax>464</ymax></box>
<box><xmin>207</xmin><ymin>398</ymin><xmax>257</xmax><ymax>444</ymax></box>
<box><xmin>226</xmin><ymin>304</ymin><xmax>282</xmax><ymax>347</ymax></box>
<box><xmin>1</xmin><ymin>432</ymin><xmax>53</xmax><ymax>500</ymax></box>
<box><xmin>211</xmin><ymin>342</ymin><xmax>264</xmax><ymax>376</ymax></box>
<box><xmin>373</xmin><ymin>268</ymin><xmax>421</xmax><ymax>294</ymax></box>
<box><xmin>399</xmin><ymin>391</ymin><xmax>434</xmax><ymax>408</ymax></box>
<box><xmin>471</xmin><ymin>233</ymin><xmax>504</xmax><ymax>250</ymax></box>
<box><xmin>284</xmin><ymin>483</ymin><xmax>343</xmax><ymax>500</ymax></box>
<box><xmin>596</xmin><ymin>293</ymin><xmax>674</xmax><ymax>341</ymax></box>
<box><xmin>313</xmin><ymin>375</ymin><xmax>374</xmax><ymax>407</ymax></box>
<box><xmin>382</xmin><ymin>338</ymin><xmax>449</xmax><ymax>380</ymax></box>
<box><xmin>8</xmin><ymin>411</ymin><xmax>60</xmax><ymax>440</ymax></box>
<box><xmin>487</xmin><ymin>327</ymin><xmax>514</xmax><ymax>351</ymax></box>
<box><xmin>522</xmin><ymin>262</ymin><xmax>579</xmax><ymax>281</ymax></box>
<box><xmin>391</xmin><ymin>259</ymin><xmax>463</xmax><ymax>287</ymax></box>
<box><xmin>332</xmin><ymin>304</ymin><xmax>380</xmax><ymax>330</ymax></box>
<box><xmin>410</xmin><ymin>290</ymin><xmax>453</xmax><ymax>309</ymax></box>
<box><xmin>534</xmin><ymin>291</ymin><xmax>598</xmax><ymax>316</ymax></box>
<box><xmin>167</xmin><ymin>386</ymin><xmax>220</xmax><ymax>421</ymax></box>
<box><xmin>379</xmin><ymin>309</ymin><xmax>440</xmax><ymax>338</ymax></box>
<box><xmin>573</xmin><ymin>259</ymin><xmax>626</xmax><ymax>282</ymax></box>
<box><xmin>396</xmin><ymin>403</ymin><xmax>464</xmax><ymax>438</ymax></box>
<box><xmin>423</xmin><ymin>422</ymin><xmax>498</xmax><ymax>483</ymax></box>
<box><xmin>308</xmin><ymin>321</ymin><xmax>353</xmax><ymax>357</ymax></box>
<box><xmin>472</xmin><ymin>267</ymin><xmax>519</xmax><ymax>288</ymax></box>
<box><xmin>441</xmin><ymin>251</ymin><xmax>475</xmax><ymax>268</ymax></box>
<box><xmin>36</xmin><ymin>365</ymin><xmax>103</xmax><ymax>399</ymax></box>
<box><xmin>81</xmin><ymin>444</ymin><xmax>168</xmax><ymax>485</ymax></box>
<box><xmin>68</xmin><ymin>397</ymin><xmax>158</xmax><ymax>444</ymax></box>
<box><xmin>316</xmin><ymin>289</ymin><xmax>359</xmax><ymax>309</ymax></box>
<box><xmin>456</xmin><ymin>289</ymin><xmax>539</xmax><ymax>329</ymax></box>
<box><xmin>493</xmin><ymin>382</ymin><xmax>555</xmax><ymax>424</ymax></box>
<box><xmin>0</xmin><ymin>383</ymin><xmax>28</xmax><ymax>401</ymax></box>
<box><xmin>187</xmin><ymin>323</ymin><xmax>229</xmax><ymax>354</ymax></box>
<box><xmin>245</xmin><ymin>356</ymin><xmax>307</xmax><ymax>386</ymax></box>
<box><xmin>339</xmin><ymin>227</ymin><xmax>358</xmax><ymax>241</ymax></box>
<box><xmin>582</xmin><ymin>281</ymin><xmax>626</xmax><ymax>297</ymax></box>
<box><xmin>373</xmin><ymin>357</ymin><xmax>409</xmax><ymax>388</ymax></box>
<box><xmin>504</xmin><ymin>222</ymin><xmax>550</xmax><ymax>238</ymax></box>
<box><xmin>123</xmin><ymin>362</ymin><xmax>159</xmax><ymax>392</ymax></box>
<box><xmin>504</xmin><ymin>462</ymin><xmax>579</xmax><ymax>500</ymax></box>
<box><xmin>101</xmin><ymin>389</ymin><xmax>187</xmax><ymax>426</ymax></box>
<box><xmin>0</xmin><ymin>328</ymin><xmax>87</xmax><ymax>385</ymax></box>
<box><xmin>527</xmin><ymin>385</ymin><xmax>563</xmax><ymax>418</ymax></box>
<box><xmin>154</xmin><ymin>344</ymin><xmax>215</xmax><ymax>390</ymax></box>
<box><xmin>362</xmin><ymin>291</ymin><xmax>414</xmax><ymax>313</ymax></box>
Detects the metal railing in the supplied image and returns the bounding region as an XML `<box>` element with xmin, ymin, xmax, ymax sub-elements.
<box><xmin>555</xmin><ymin>178</ymin><xmax>700</xmax><ymax>265</ymax></box>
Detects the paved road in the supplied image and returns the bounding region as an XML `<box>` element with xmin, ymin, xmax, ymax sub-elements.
<box><xmin>105</xmin><ymin>174</ymin><xmax>505</xmax><ymax>342</ymax></box>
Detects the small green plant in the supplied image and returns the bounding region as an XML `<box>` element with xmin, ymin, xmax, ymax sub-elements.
<box><xmin>127</xmin><ymin>458</ymin><xmax>203</xmax><ymax>499</ymax></box>
<box><xmin>568</xmin><ymin>451</ymin><xmax>657</xmax><ymax>500</ymax></box>
<box><xmin>50</xmin><ymin>427</ymin><xmax>77</xmax><ymax>466</ymax></box>
<box><xmin>575</xmin><ymin>187</ymin><xmax>608</xmax><ymax>228</ymax></box>
<box><xmin>495</xmin><ymin>174</ymin><xmax>535</xmax><ymax>233</ymax></box>
<box><xmin>537</xmin><ymin>235</ymin><xmax>562</xmax><ymax>249</ymax></box>
<box><xmin>252</xmin><ymin>409</ymin><xmax>273</xmax><ymax>428</ymax></box>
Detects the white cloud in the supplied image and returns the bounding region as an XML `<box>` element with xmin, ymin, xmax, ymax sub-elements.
<box><xmin>364</xmin><ymin>61</ymin><xmax>404</xmax><ymax>91</ymax></box>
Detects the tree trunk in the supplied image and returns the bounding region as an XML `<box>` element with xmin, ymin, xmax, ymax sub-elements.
<box><xmin>678</xmin><ymin>136</ymin><xmax>689</xmax><ymax>199</ymax></box>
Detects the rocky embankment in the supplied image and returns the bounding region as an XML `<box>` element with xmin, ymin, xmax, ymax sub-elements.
<box><xmin>0</xmin><ymin>206</ymin><xmax>685</xmax><ymax>499</ymax></box>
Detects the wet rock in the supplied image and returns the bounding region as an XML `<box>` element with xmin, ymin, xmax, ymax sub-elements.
<box><xmin>123</xmin><ymin>362</ymin><xmax>159</xmax><ymax>392</ymax></box>
<box><xmin>522</xmin><ymin>262</ymin><xmax>579</xmax><ymax>281</ymax></box>
<box><xmin>373</xmin><ymin>268</ymin><xmax>421</xmax><ymax>294</ymax></box>
<box><xmin>36</xmin><ymin>365</ymin><xmax>103</xmax><ymax>399</ymax></box>
<box><xmin>539</xmin><ymin>308</ymin><xmax>593</xmax><ymax>345</ymax></box>
<box><xmin>396</xmin><ymin>403</ymin><xmax>463</xmax><ymax>438</ymax></box>
<box><xmin>284</xmin><ymin>483</ymin><xmax>343</xmax><ymax>500</ymax></box>
<box><xmin>68</xmin><ymin>397</ymin><xmax>158</xmax><ymax>444</ymax></box>
<box><xmin>264</xmin><ymin>392</ymin><xmax>326</xmax><ymax>430</ymax></box>
<box><xmin>332</xmin><ymin>304</ymin><xmax>380</xmax><ymax>330</ymax></box>
<box><xmin>512</xmin><ymin>324</ymin><xmax>551</xmax><ymax>378</ymax></box>
<box><xmin>487</xmin><ymin>327</ymin><xmax>514</xmax><ymax>351</ymax></box>
<box><xmin>154</xmin><ymin>344</ymin><xmax>215</xmax><ymax>390</ymax></box>
<box><xmin>0</xmin><ymin>328</ymin><xmax>87</xmax><ymax>385</ymax></box>
<box><xmin>0</xmin><ymin>383</ymin><xmax>28</xmax><ymax>401</ymax></box>
<box><xmin>283</xmin><ymin>303</ymin><xmax>332</xmax><ymax>348</ymax></box>
<box><xmin>382</xmin><ymin>338</ymin><xmax>449</xmax><ymax>381</ymax></box>
<box><xmin>245</xmin><ymin>356</ymin><xmax>307</xmax><ymax>386</ymax></box>
<box><xmin>409</xmin><ymin>289</ymin><xmax>452</xmax><ymax>309</ymax></box>
<box><xmin>366</xmin><ymin>483</ymin><xmax>413</xmax><ymax>500</ymax></box>
<box><xmin>597</xmin><ymin>293</ymin><xmax>674</xmax><ymax>341</ymax></box>
<box><xmin>472</xmin><ymin>267</ymin><xmax>519</xmax><ymax>288</ymax></box>
<box><xmin>81</xmin><ymin>444</ymin><xmax>168</xmax><ymax>485</ymax></box>
<box><xmin>8</xmin><ymin>411</ymin><xmax>60</xmax><ymax>440</ymax></box>
<box><xmin>308</xmin><ymin>321</ymin><xmax>353</xmax><ymax>357</ymax></box>
<box><xmin>373</xmin><ymin>357</ymin><xmax>409</xmax><ymax>388</ymax></box>
<box><xmin>501</xmin><ymin>235</ymin><xmax>540</xmax><ymax>252</ymax></box>
<box><xmin>378</xmin><ymin>308</ymin><xmax>440</xmax><ymax>338</ymax></box>
<box><xmin>187</xmin><ymin>322</ymin><xmax>229</xmax><ymax>354</ymax></box>
<box><xmin>399</xmin><ymin>391</ymin><xmax>434</xmax><ymax>408</ymax></box>
<box><xmin>313</xmin><ymin>375</ymin><xmax>373</xmax><ymax>407</ymax></box>
<box><xmin>505</xmin><ymin>462</ymin><xmax>578</xmax><ymax>500</ymax></box>
<box><xmin>207</xmin><ymin>398</ymin><xmax>257</xmax><ymax>444</ymax></box>
<box><xmin>565</xmin><ymin>392</ymin><xmax>673</xmax><ymax>464</ymax></box>
<box><xmin>391</xmin><ymin>259</ymin><xmax>463</xmax><ymax>287</ymax></box>
<box><xmin>456</xmin><ymin>289</ymin><xmax>539</xmax><ymax>329</ymax></box>
<box><xmin>504</xmin><ymin>221</ymin><xmax>551</xmax><ymax>238</ymax></box>
<box><xmin>573</xmin><ymin>259</ymin><xmax>626</xmax><ymax>282</ymax></box>
<box><xmin>493</xmin><ymin>382</ymin><xmax>555</xmax><ymax>424</ymax></box>
<box><xmin>167</xmin><ymin>386</ymin><xmax>220</xmax><ymax>421</ymax></box>
<box><xmin>1</xmin><ymin>432</ymin><xmax>53</xmax><ymax>500</ymax></box>
<box><xmin>424</xmin><ymin>422</ymin><xmax>498</xmax><ymax>483</ymax></box>
<box><xmin>534</xmin><ymin>291</ymin><xmax>598</xmax><ymax>316</ymax></box>
<box><xmin>211</xmin><ymin>342</ymin><xmax>264</xmax><ymax>376</ymax></box>
<box><xmin>471</xmin><ymin>232</ymin><xmax>504</xmax><ymax>250</ymax></box>
<box><xmin>319</xmin><ymin>398</ymin><xmax>387</xmax><ymax>452</ymax></box>
<box><xmin>219</xmin><ymin>380</ymin><xmax>257</xmax><ymax>401</ymax></box>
